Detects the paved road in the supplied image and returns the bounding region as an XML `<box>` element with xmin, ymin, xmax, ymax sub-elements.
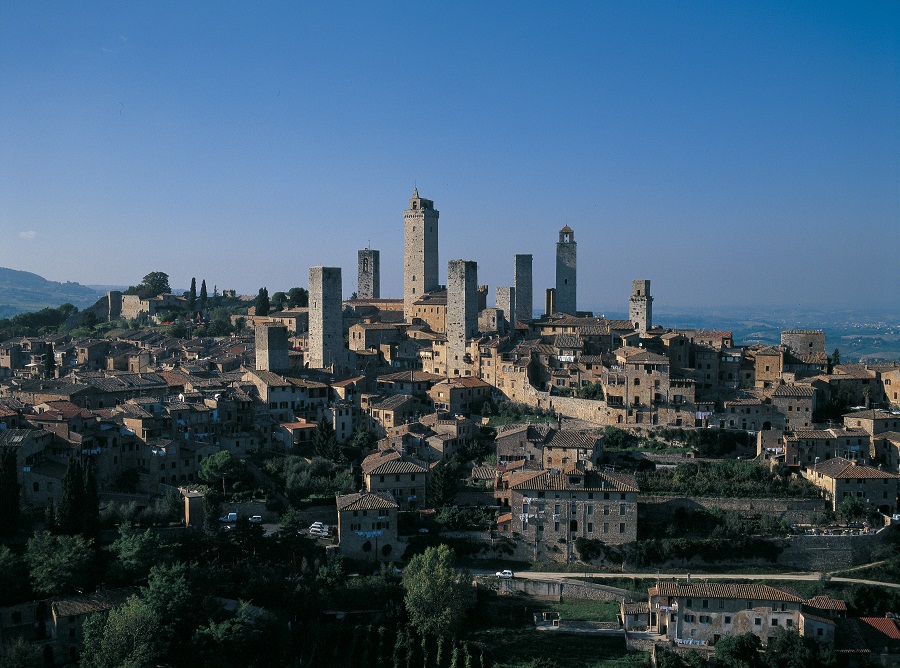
<box><xmin>506</xmin><ymin>570</ymin><xmax>900</xmax><ymax>590</ymax></box>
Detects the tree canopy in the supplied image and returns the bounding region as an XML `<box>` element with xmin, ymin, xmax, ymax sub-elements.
<box><xmin>255</xmin><ymin>288</ymin><xmax>270</xmax><ymax>316</ymax></box>
<box><xmin>403</xmin><ymin>544</ymin><xmax>471</xmax><ymax>638</ymax></box>
<box><xmin>126</xmin><ymin>272</ymin><xmax>171</xmax><ymax>299</ymax></box>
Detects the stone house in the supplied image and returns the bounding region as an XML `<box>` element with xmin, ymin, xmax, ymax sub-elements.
<box><xmin>781</xmin><ymin>428</ymin><xmax>872</xmax><ymax>468</ymax></box>
<box><xmin>843</xmin><ymin>409</ymin><xmax>900</xmax><ymax>436</ymax></box>
<box><xmin>336</xmin><ymin>491</ymin><xmax>403</xmax><ymax>562</ymax></box>
<box><xmin>361</xmin><ymin>448</ymin><xmax>428</xmax><ymax>509</ymax></box>
<box><xmin>501</xmin><ymin>465</ymin><xmax>639</xmax><ymax>558</ymax></box>
<box><xmin>801</xmin><ymin>457</ymin><xmax>899</xmax><ymax>514</ymax></box>
<box><xmin>770</xmin><ymin>384</ymin><xmax>816</xmax><ymax>430</ymax></box>
<box><xmin>872</xmin><ymin>432</ymin><xmax>900</xmax><ymax>473</ymax></box>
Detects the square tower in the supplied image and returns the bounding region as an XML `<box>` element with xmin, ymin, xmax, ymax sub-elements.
<box><xmin>309</xmin><ymin>266</ymin><xmax>343</xmax><ymax>370</ymax></box>
<box><xmin>514</xmin><ymin>254</ymin><xmax>533</xmax><ymax>322</ymax></box>
<box><xmin>357</xmin><ymin>248</ymin><xmax>380</xmax><ymax>299</ymax></box>
<box><xmin>447</xmin><ymin>260</ymin><xmax>478</xmax><ymax>377</ymax></box>
<box><xmin>496</xmin><ymin>286</ymin><xmax>516</xmax><ymax>336</ymax></box>
<box><xmin>629</xmin><ymin>280</ymin><xmax>653</xmax><ymax>335</ymax></box>
<box><xmin>403</xmin><ymin>188</ymin><xmax>440</xmax><ymax>321</ymax></box>
<box><xmin>255</xmin><ymin>323</ymin><xmax>289</xmax><ymax>372</ymax></box>
<box><xmin>555</xmin><ymin>226</ymin><xmax>576</xmax><ymax>315</ymax></box>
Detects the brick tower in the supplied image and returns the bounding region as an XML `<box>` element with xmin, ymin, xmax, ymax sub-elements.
<box><xmin>629</xmin><ymin>280</ymin><xmax>653</xmax><ymax>335</ymax></box>
<box><xmin>403</xmin><ymin>188</ymin><xmax>440</xmax><ymax>322</ymax></box>
<box><xmin>555</xmin><ymin>226</ymin><xmax>576</xmax><ymax>315</ymax></box>
<box><xmin>309</xmin><ymin>266</ymin><xmax>343</xmax><ymax>370</ymax></box>
<box><xmin>357</xmin><ymin>248</ymin><xmax>380</xmax><ymax>299</ymax></box>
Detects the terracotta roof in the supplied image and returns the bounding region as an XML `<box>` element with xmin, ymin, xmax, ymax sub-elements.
<box><xmin>811</xmin><ymin>457</ymin><xmax>899</xmax><ymax>480</ymax></box>
<box><xmin>859</xmin><ymin>617</ymin><xmax>900</xmax><ymax>640</ymax></box>
<box><xmin>649</xmin><ymin>582</ymin><xmax>804</xmax><ymax>602</ymax></box>
<box><xmin>773</xmin><ymin>385</ymin><xmax>816</xmax><ymax>397</ymax></box>
<box><xmin>336</xmin><ymin>491</ymin><xmax>398</xmax><ymax>511</ymax></box>
<box><xmin>509</xmin><ymin>468</ymin><xmax>638</xmax><ymax>493</ymax></box>
<box><xmin>807</xmin><ymin>596</ymin><xmax>847</xmax><ymax>611</ymax></box>
<box><xmin>361</xmin><ymin>449</ymin><xmax>427</xmax><ymax>476</ymax></box>
<box><xmin>52</xmin><ymin>588</ymin><xmax>135</xmax><ymax>618</ymax></box>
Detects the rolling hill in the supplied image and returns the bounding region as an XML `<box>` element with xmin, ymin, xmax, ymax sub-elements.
<box><xmin>0</xmin><ymin>267</ymin><xmax>105</xmax><ymax>318</ymax></box>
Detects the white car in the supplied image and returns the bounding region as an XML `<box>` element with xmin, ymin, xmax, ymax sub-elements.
<box><xmin>496</xmin><ymin>569</ymin><xmax>514</xmax><ymax>579</ymax></box>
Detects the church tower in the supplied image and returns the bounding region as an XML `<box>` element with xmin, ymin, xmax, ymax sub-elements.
<box><xmin>403</xmin><ymin>189</ymin><xmax>440</xmax><ymax>321</ymax></box>
<box><xmin>629</xmin><ymin>280</ymin><xmax>653</xmax><ymax>335</ymax></box>
<box><xmin>555</xmin><ymin>225</ymin><xmax>576</xmax><ymax>315</ymax></box>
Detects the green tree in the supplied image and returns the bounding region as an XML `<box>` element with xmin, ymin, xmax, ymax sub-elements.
<box><xmin>0</xmin><ymin>637</ymin><xmax>44</xmax><ymax>668</ymax></box>
<box><xmin>426</xmin><ymin>460</ymin><xmax>460</xmax><ymax>508</ymax></box>
<box><xmin>255</xmin><ymin>287</ymin><xmax>270</xmax><ymax>316</ymax></box>
<box><xmin>271</xmin><ymin>291</ymin><xmax>287</xmax><ymax>312</ymax></box>
<box><xmin>0</xmin><ymin>447</ymin><xmax>20</xmax><ymax>540</ymax></box>
<box><xmin>288</xmin><ymin>287</ymin><xmax>309</xmax><ymax>308</ymax></box>
<box><xmin>715</xmin><ymin>631</ymin><xmax>762</xmax><ymax>668</ymax></box>
<box><xmin>200</xmin><ymin>279</ymin><xmax>208</xmax><ymax>312</ymax></box>
<box><xmin>831</xmin><ymin>348</ymin><xmax>840</xmax><ymax>366</ymax></box>
<box><xmin>58</xmin><ymin>458</ymin><xmax>86</xmax><ymax>535</ymax></box>
<box><xmin>126</xmin><ymin>272</ymin><xmax>171</xmax><ymax>299</ymax></box>
<box><xmin>83</xmin><ymin>459</ymin><xmax>100</xmax><ymax>540</ymax></box>
<box><xmin>0</xmin><ymin>546</ymin><xmax>29</xmax><ymax>605</ymax></box>
<box><xmin>80</xmin><ymin>597</ymin><xmax>165</xmax><ymax>668</ymax></box>
<box><xmin>763</xmin><ymin>628</ymin><xmax>835</xmax><ymax>668</ymax></box>
<box><xmin>108</xmin><ymin>522</ymin><xmax>162</xmax><ymax>584</ymax></box>
<box><xmin>312</xmin><ymin>417</ymin><xmax>341</xmax><ymax>460</ymax></box>
<box><xmin>198</xmin><ymin>450</ymin><xmax>243</xmax><ymax>499</ymax></box>
<box><xmin>187</xmin><ymin>277</ymin><xmax>197</xmax><ymax>314</ymax></box>
<box><xmin>403</xmin><ymin>544</ymin><xmax>471</xmax><ymax>638</ymax></box>
<box><xmin>839</xmin><ymin>494</ymin><xmax>866</xmax><ymax>524</ymax></box>
<box><xmin>26</xmin><ymin>531</ymin><xmax>93</xmax><ymax>596</ymax></box>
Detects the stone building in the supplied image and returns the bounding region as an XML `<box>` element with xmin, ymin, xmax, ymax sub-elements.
<box><xmin>446</xmin><ymin>260</ymin><xmax>478</xmax><ymax>378</ymax></box>
<box><xmin>403</xmin><ymin>189</ymin><xmax>440</xmax><ymax>322</ymax></box>
<box><xmin>629</xmin><ymin>280</ymin><xmax>653</xmax><ymax>335</ymax></box>
<box><xmin>309</xmin><ymin>266</ymin><xmax>343</xmax><ymax>370</ymax></box>
<box><xmin>358</xmin><ymin>248</ymin><xmax>380</xmax><ymax>299</ymax></box>
<box><xmin>361</xmin><ymin>448</ymin><xmax>428</xmax><ymax>509</ymax></box>
<box><xmin>411</xmin><ymin>289</ymin><xmax>447</xmax><ymax>333</ymax></box>
<box><xmin>336</xmin><ymin>491</ymin><xmax>403</xmax><ymax>562</ymax></box>
<box><xmin>255</xmin><ymin>323</ymin><xmax>289</xmax><ymax>372</ymax></box>
<box><xmin>496</xmin><ymin>286</ymin><xmax>516</xmax><ymax>336</ymax></box>
<box><xmin>781</xmin><ymin>329</ymin><xmax>826</xmax><ymax>356</ymax></box>
<box><xmin>802</xmin><ymin>457</ymin><xmax>899</xmax><ymax>514</ymax></box>
<box><xmin>514</xmin><ymin>253</ymin><xmax>533</xmax><ymax>322</ymax></box>
<box><xmin>555</xmin><ymin>226</ymin><xmax>577</xmax><ymax>315</ymax></box>
<box><xmin>771</xmin><ymin>384</ymin><xmax>816</xmax><ymax>430</ymax></box>
<box><xmin>502</xmin><ymin>465</ymin><xmax>639</xmax><ymax>560</ymax></box>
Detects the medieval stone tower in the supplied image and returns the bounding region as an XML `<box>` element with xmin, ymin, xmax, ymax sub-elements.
<box><xmin>403</xmin><ymin>188</ymin><xmax>440</xmax><ymax>321</ymax></box>
<box><xmin>255</xmin><ymin>323</ymin><xmax>289</xmax><ymax>372</ymax></box>
<box><xmin>447</xmin><ymin>260</ymin><xmax>478</xmax><ymax>377</ymax></box>
<box><xmin>514</xmin><ymin>254</ymin><xmax>532</xmax><ymax>322</ymax></box>
<box><xmin>629</xmin><ymin>280</ymin><xmax>653</xmax><ymax>335</ymax></box>
<box><xmin>555</xmin><ymin>226</ymin><xmax>576</xmax><ymax>315</ymax></box>
<box><xmin>357</xmin><ymin>248</ymin><xmax>380</xmax><ymax>299</ymax></box>
<box><xmin>309</xmin><ymin>266</ymin><xmax>343</xmax><ymax>370</ymax></box>
<box><xmin>496</xmin><ymin>286</ymin><xmax>516</xmax><ymax>336</ymax></box>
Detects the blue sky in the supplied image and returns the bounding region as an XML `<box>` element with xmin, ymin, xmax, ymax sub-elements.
<box><xmin>1</xmin><ymin>2</ymin><xmax>897</xmax><ymax>311</ymax></box>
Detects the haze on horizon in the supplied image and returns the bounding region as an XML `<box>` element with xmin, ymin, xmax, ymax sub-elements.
<box><xmin>1</xmin><ymin>2</ymin><xmax>897</xmax><ymax>313</ymax></box>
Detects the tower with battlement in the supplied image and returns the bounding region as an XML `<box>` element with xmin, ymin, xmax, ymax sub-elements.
<box><xmin>514</xmin><ymin>254</ymin><xmax>532</xmax><ymax>322</ymax></box>
<box><xmin>357</xmin><ymin>248</ymin><xmax>380</xmax><ymax>299</ymax></box>
<box><xmin>447</xmin><ymin>260</ymin><xmax>478</xmax><ymax>377</ymax></box>
<box><xmin>309</xmin><ymin>266</ymin><xmax>343</xmax><ymax>370</ymax></box>
<box><xmin>629</xmin><ymin>280</ymin><xmax>653</xmax><ymax>335</ymax></box>
<box><xmin>403</xmin><ymin>189</ymin><xmax>440</xmax><ymax>321</ymax></box>
<box><xmin>555</xmin><ymin>226</ymin><xmax>576</xmax><ymax>315</ymax></box>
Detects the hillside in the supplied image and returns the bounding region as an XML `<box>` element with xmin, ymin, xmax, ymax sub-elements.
<box><xmin>0</xmin><ymin>267</ymin><xmax>105</xmax><ymax>318</ymax></box>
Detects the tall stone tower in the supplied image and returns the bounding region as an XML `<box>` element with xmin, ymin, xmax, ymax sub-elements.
<box><xmin>447</xmin><ymin>260</ymin><xmax>478</xmax><ymax>377</ymax></box>
<box><xmin>555</xmin><ymin>226</ymin><xmax>577</xmax><ymax>315</ymax></box>
<box><xmin>496</xmin><ymin>286</ymin><xmax>516</xmax><ymax>336</ymax></box>
<box><xmin>629</xmin><ymin>280</ymin><xmax>653</xmax><ymax>335</ymax></box>
<box><xmin>357</xmin><ymin>248</ymin><xmax>380</xmax><ymax>299</ymax></box>
<box><xmin>255</xmin><ymin>323</ymin><xmax>289</xmax><ymax>372</ymax></box>
<box><xmin>545</xmin><ymin>288</ymin><xmax>556</xmax><ymax>316</ymax></box>
<box><xmin>403</xmin><ymin>189</ymin><xmax>440</xmax><ymax>321</ymax></box>
<box><xmin>309</xmin><ymin>266</ymin><xmax>343</xmax><ymax>370</ymax></box>
<box><xmin>514</xmin><ymin>254</ymin><xmax>532</xmax><ymax>322</ymax></box>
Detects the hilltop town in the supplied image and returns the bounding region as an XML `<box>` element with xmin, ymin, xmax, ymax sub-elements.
<box><xmin>1</xmin><ymin>190</ymin><xmax>899</xmax><ymax>667</ymax></box>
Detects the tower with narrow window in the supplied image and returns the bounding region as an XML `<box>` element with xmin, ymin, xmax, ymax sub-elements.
<box><xmin>447</xmin><ymin>259</ymin><xmax>478</xmax><ymax>377</ymax></box>
<box><xmin>403</xmin><ymin>189</ymin><xmax>440</xmax><ymax>321</ymax></box>
<box><xmin>357</xmin><ymin>248</ymin><xmax>380</xmax><ymax>299</ymax></box>
<box><xmin>555</xmin><ymin>226</ymin><xmax>576</xmax><ymax>315</ymax></box>
<box><xmin>514</xmin><ymin>254</ymin><xmax>532</xmax><ymax>322</ymax></box>
<box><xmin>629</xmin><ymin>280</ymin><xmax>653</xmax><ymax>335</ymax></box>
<box><xmin>309</xmin><ymin>266</ymin><xmax>343</xmax><ymax>370</ymax></box>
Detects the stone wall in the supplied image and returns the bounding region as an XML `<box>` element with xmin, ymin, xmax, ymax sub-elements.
<box><xmin>496</xmin><ymin>577</ymin><xmax>632</xmax><ymax>602</ymax></box>
<box><xmin>778</xmin><ymin>533</ymin><xmax>879</xmax><ymax>570</ymax></box>
<box><xmin>638</xmin><ymin>495</ymin><xmax>829</xmax><ymax>526</ymax></box>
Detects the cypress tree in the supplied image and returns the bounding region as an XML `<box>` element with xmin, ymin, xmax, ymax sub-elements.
<box><xmin>58</xmin><ymin>458</ymin><xmax>85</xmax><ymax>535</ymax></box>
<box><xmin>187</xmin><ymin>277</ymin><xmax>197</xmax><ymax>314</ymax></box>
<box><xmin>0</xmin><ymin>447</ymin><xmax>20</xmax><ymax>540</ymax></box>
<box><xmin>44</xmin><ymin>344</ymin><xmax>56</xmax><ymax>378</ymax></box>
<box><xmin>199</xmin><ymin>280</ymin><xmax>208</xmax><ymax>312</ymax></box>
<box><xmin>82</xmin><ymin>460</ymin><xmax>100</xmax><ymax>540</ymax></box>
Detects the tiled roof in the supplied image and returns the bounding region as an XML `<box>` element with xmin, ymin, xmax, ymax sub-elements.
<box><xmin>773</xmin><ymin>385</ymin><xmax>816</xmax><ymax>397</ymax></box>
<box><xmin>336</xmin><ymin>491</ymin><xmax>398</xmax><ymax>511</ymax></box>
<box><xmin>377</xmin><ymin>370</ymin><xmax>444</xmax><ymax>383</ymax></box>
<box><xmin>859</xmin><ymin>617</ymin><xmax>900</xmax><ymax>640</ymax></box>
<box><xmin>811</xmin><ymin>457</ymin><xmax>899</xmax><ymax>480</ymax></box>
<box><xmin>649</xmin><ymin>582</ymin><xmax>804</xmax><ymax>602</ymax></box>
<box><xmin>807</xmin><ymin>595</ymin><xmax>847</xmax><ymax>611</ymax></box>
<box><xmin>509</xmin><ymin>468</ymin><xmax>639</xmax><ymax>493</ymax></box>
<box><xmin>361</xmin><ymin>449</ymin><xmax>427</xmax><ymax>476</ymax></box>
<box><xmin>623</xmin><ymin>601</ymin><xmax>649</xmax><ymax>614</ymax></box>
<box><xmin>52</xmin><ymin>588</ymin><xmax>135</xmax><ymax>618</ymax></box>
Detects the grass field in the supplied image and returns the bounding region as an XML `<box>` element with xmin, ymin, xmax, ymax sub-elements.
<box><xmin>553</xmin><ymin>598</ymin><xmax>620</xmax><ymax>623</ymax></box>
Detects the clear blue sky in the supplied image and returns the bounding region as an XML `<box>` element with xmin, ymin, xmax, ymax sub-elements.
<box><xmin>1</xmin><ymin>1</ymin><xmax>897</xmax><ymax>311</ymax></box>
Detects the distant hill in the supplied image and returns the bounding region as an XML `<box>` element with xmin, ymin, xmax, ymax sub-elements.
<box><xmin>0</xmin><ymin>267</ymin><xmax>105</xmax><ymax>318</ymax></box>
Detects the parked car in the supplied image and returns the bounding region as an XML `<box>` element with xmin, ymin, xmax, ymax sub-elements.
<box><xmin>219</xmin><ymin>512</ymin><xmax>238</xmax><ymax>523</ymax></box>
<box><xmin>496</xmin><ymin>570</ymin><xmax>514</xmax><ymax>579</ymax></box>
<box><xmin>249</xmin><ymin>515</ymin><xmax>263</xmax><ymax>523</ymax></box>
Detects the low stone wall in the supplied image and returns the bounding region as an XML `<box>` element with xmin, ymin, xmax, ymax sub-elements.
<box><xmin>496</xmin><ymin>578</ymin><xmax>632</xmax><ymax>602</ymax></box>
<box><xmin>778</xmin><ymin>533</ymin><xmax>878</xmax><ymax>570</ymax></box>
<box><xmin>638</xmin><ymin>495</ymin><xmax>828</xmax><ymax>526</ymax></box>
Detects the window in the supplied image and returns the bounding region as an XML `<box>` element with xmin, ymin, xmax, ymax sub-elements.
<box><xmin>619</xmin><ymin>505</ymin><xmax>626</xmax><ymax>515</ymax></box>
<box><xmin>702</xmin><ymin>600</ymin><xmax>709</xmax><ymax>609</ymax></box>
<box><xmin>772</xmin><ymin>618</ymin><xmax>779</xmax><ymax>626</ymax></box>
<box><xmin>587</xmin><ymin>523</ymin><xmax>593</xmax><ymax>533</ymax></box>
<box><xmin>724</xmin><ymin>616</ymin><xmax>732</xmax><ymax>624</ymax></box>
<box><xmin>786</xmin><ymin>619</ymin><xmax>793</xmax><ymax>627</ymax></box>
<box><xmin>755</xmin><ymin>618</ymin><xmax>761</xmax><ymax>626</ymax></box>
<box><xmin>718</xmin><ymin>600</ymin><xmax>725</xmax><ymax>609</ymax></box>
<box><xmin>619</xmin><ymin>523</ymin><xmax>626</xmax><ymax>533</ymax></box>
